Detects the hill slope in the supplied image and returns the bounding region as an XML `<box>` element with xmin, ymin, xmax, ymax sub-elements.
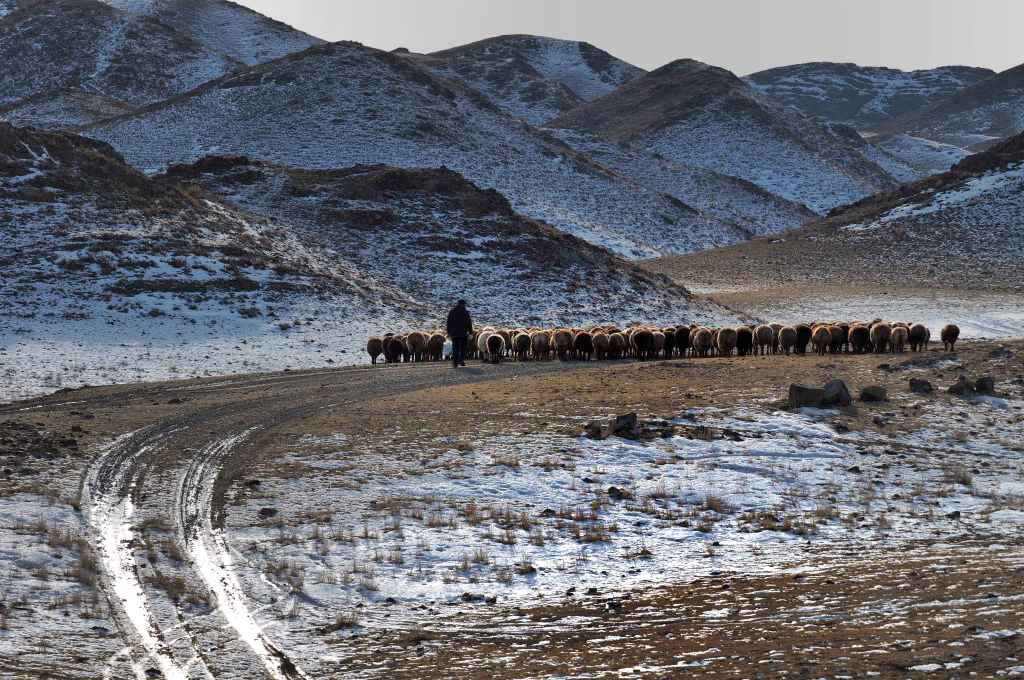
<box><xmin>744</xmin><ymin>62</ymin><xmax>994</xmax><ymax>128</ymax></box>
<box><xmin>81</xmin><ymin>41</ymin><xmax>750</xmax><ymax>259</ymax></box>
<box><xmin>101</xmin><ymin>0</ymin><xmax>325</xmax><ymax>66</ymax></box>
<box><xmin>0</xmin><ymin>0</ymin><xmax>245</xmax><ymax>107</ymax></box>
<box><xmin>646</xmin><ymin>132</ymin><xmax>1024</xmax><ymax>293</ymax></box>
<box><xmin>429</xmin><ymin>35</ymin><xmax>645</xmax><ymax>103</ymax></box>
<box><xmin>0</xmin><ymin>89</ymin><xmax>139</xmax><ymax>128</ymax></box>
<box><xmin>547</xmin><ymin>59</ymin><xmax>902</xmax><ymax>214</ymax></box>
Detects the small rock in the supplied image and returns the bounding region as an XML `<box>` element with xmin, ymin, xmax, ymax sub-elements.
<box><xmin>607</xmin><ymin>486</ymin><xmax>626</xmax><ymax>500</ymax></box>
<box><xmin>145</xmin><ymin>669</ymin><xmax>163</xmax><ymax>679</ymax></box>
<box><xmin>877</xmin><ymin>364</ymin><xmax>890</xmax><ymax>371</ymax></box>
<box><xmin>585</xmin><ymin>587</ymin><xmax>599</xmax><ymax>596</ymax></box>
<box><xmin>539</xmin><ymin>508</ymin><xmax>556</xmax><ymax>517</ymax></box>
<box><xmin>847</xmin><ymin>465</ymin><xmax>862</xmax><ymax>474</ymax></box>
<box><xmin>859</xmin><ymin>386</ymin><xmax>887</xmax><ymax>402</ymax></box>
<box><xmin>822</xmin><ymin>379</ymin><xmax>852</xmax><ymax>406</ymax></box>
<box><xmin>949</xmin><ymin>378</ymin><xmax>976</xmax><ymax>398</ymax></box>
<box><xmin>947</xmin><ymin>510</ymin><xmax>961</xmax><ymax>520</ymax></box>
<box><xmin>788</xmin><ymin>384</ymin><xmax>825</xmax><ymax>409</ymax></box>
<box><xmin>975</xmin><ymin>376</ymin><xmax>996</xmax><ymax>395</ymax></box>
<box><xmin>873</xmin><ymin>415</ymin><xmax>887</xmax><ymax>427</ymax></box>
<box><xmin>246</xmin><ymin>479</ymin><xmax>262</xmax><ymax>488</ymax></box>
<box><xmin>485</xmin><ymin>595</ymin><xmax>497</xmax><ymax>604</ymax></box>
<box><xmin>258</xmin><ymin>508</ymin><xmax>278</xmax><ymax>518</ymax></box>
<box><xmin>909</xmin><ymin>378</ymin><xmax>933</xmax><ymax>395</ymax></box>
<box><xmin>833</xmin><ymin>421</ymin><xmax>850</xmax><ymax>433</ymax></box>
<box><xmin>167</xmin><ymin>397</ymin><xmax>184</xmax><ymax>405</ymax></box>
<box><xmin>461</xmin><ymin>592</ymin><xmax>485</xmax><ymax>602</ymax></box>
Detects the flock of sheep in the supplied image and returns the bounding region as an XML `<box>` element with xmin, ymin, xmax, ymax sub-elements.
<box><xmin>366</xmin><ymin>321</ymin><xmax>962</xmax><ymax>364</ymax></box>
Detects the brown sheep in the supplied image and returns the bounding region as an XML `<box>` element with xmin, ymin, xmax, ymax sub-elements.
<box><xmin>476</xmin><ymin>330</ymin><xmax>493</xmax><ymax>361</ymax></box>
<box><xmin>941</xmin><ymin>324</ymin><xmax>960</xmax><ymax>351</ymax></box>
<box><xmin>850</xmin><ymin>325</ymin><xmax>871</xmax><ymax>353</ymax></box>
<box><xmin>531</xmin><ymin>331</ymin><xmax>550</xmax><ymax>360</ymax></box>
<box><xmin>651</xmin><ymin>331</ymin><xmax>666</xmax><ymax>357</ymax></box>
<box><xmin>778</xmin><ymin>326</ymin><xmax>797</xmax><ymax>355</ymax></box>
<box><xmin>811</xmin><ymin>325</ymin><xmax>832</xmax><ymax>356</ymax></box>
<box><xmin>794</xmin><ymin>324</ymin><xmax>812</xmax><ymax>355</ymax></box>
<box><xmin>573</xmin><ymin>331</ymin><xmax>594</xmax><ymax>361</ymax></box>
<box><xmin>427</xmin><ymin>333</ymin><xmax>445</xmax><ymax>361</ymax></box>
<box><xmin>674</xmin><ymin>326</ymin><xmax>691</xmax><ymax>357</ymax></box>
<box><xmin>386</xmin><ymin>335</ymin><xmax>407</xmax><ymax>363</ymax></box>
<box><xmin>769</xmin><ymin>323</ymin><xmax>783</xmax><ymax>354</ymax></box>
<box><xmin>736</xmin><ymin>326</ymin><xmax>754</xmax><ymax>356</ymax></box>
<box><xmin>908</xmin><ymin>324</ymin><xmax>928</xmax><ymax>352</ymax></box>
<box><xmin>828</xmin><ymin>325</ymin><xmax>843</xmax><ymax>354</ymax></box>
<box><xmin>692</xmin><ymin>328</ymin><xmax>714</xmax><ymax>358</ymax></box>
<box><xmin>486</xmin><ymin>333</ymin><xmax>505</xmax><ymax>364</ymax></box>
<box><xmin>716</xmin><ymin>327</ymin><xmax>738</xmax><ymax>357</ymax></box>
<box><xmin>889</xmin><ymin>325</ymin><xmax>909</xmax><ymax>353</ymax></box>
<box><xmin>608</xmin><ymin>332</ymin><xmax>627</xmax><ymax>359</ymax></box>
<box><xmin>406</xmin><ymin>331</ymin><xmax>428</xmax><ymax>361</ymax></box>
<box><xmin>366</xmin><ymin>336</ymin><xmax>384</xmax><ymax>365</ymax></box>
<box><xmin>754</xmin><ymin>325</ymin><xmax>774</xmax><ymax>356</ymax></box>
<box><xmin>592</xmin><ymin>332</ymin><xmax>610</xmax><ymax>360</ymax></box>
<box><xmin>552</xmin><ymin>329</ymin><xmax>573</xmax><ymax>361</ymax></box>
<box><xmin>869</xmin><ymin>323</ymin><xmax>891</xmax><ymax>353</ymax></box>
<box><xmin>512</xmin><ymin>332</ymin><xmax>531</xmax><ymax>360</ymax></box>
<box><xmin>632</xmin><ymin>329</ymin><xmax>654</xmax><ymax>360</ymax></box>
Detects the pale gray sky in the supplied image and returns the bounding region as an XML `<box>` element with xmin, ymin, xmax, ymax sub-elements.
<box><xmin>236</xmin><ymin>0</ymin><xmax>1023</xmax><ymax>76</ymax></box>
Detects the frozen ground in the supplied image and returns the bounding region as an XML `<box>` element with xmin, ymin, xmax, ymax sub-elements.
<box><xmin>218</xmin><ymin>387</ymin><xmax>1024</xmax><ymax>676</ymax></box>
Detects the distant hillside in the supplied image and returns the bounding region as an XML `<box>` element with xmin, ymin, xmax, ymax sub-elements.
<box><xmin>744</xmin><ymin>62</ymin><xmax>994</xmax><ymax>127</ymax></box>
<box><xmin>0</xmin><ymin>0</ymin><xmax>245</xmax><ymax>107</ymax></box>
<box><xmin>547</xmin><ymin>59</ymin><xmax>902</xmax><ymax>214</ymax></box>
<box><xmin>161</xmin><ymin>155</ymin><xmax>733</xmax><ymax>326</ymax></box>
<box><xmin>645</xmin><ymin>132</ymin><xmax>1024</xmax><ymax>293</ymax></box>
<box><xmin>0</xmin><ymin>89</ymin><xmax>139</xmax><ymax>128</ymax></box>
<box><xmin>101</xmin><ymin>0</ymin><xmax>325</xmax><ymax>66</ymax></box>
<box><xmin>81</xmin><ymin>41</ymin><xmax>751</xmax><ymax>259</ymax></box>
<box><xmin>870</xmin><ymin>62</ymin><xmax>1024</xmax><ymax>164</ymax></box>
<box><xmin>429</xmin><ymin>35</ymin><xmax>645</xmax><ymax>103</ymax></box>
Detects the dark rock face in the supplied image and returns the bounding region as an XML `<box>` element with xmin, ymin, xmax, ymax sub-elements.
<box><xmin>822</xmin><ymin>379</ymin><xmax>852</xmax><ymax>406</ymax></box>
<box><xmin>859</xmin><ymin>386</ymin><xmax>887</xmax><ymax>402</ymax></box>
<box><xmin>949</xmin><ymin>378</ymin><xmax>976</xmax><ymax>398</ymax></box>
<box><xmin>975</xmin><ymin>376</ymin><xmax>996</xmax><ymax>395</ymax></box>
<box><xmin>909</xmin><ymin>378</ymin><xmax>934</xmax><ymax>394</ymax></box>
<box><xmin>789</xmin><ymin>384</ymin><xmax>825</xmax><ymax>409</ymax></box>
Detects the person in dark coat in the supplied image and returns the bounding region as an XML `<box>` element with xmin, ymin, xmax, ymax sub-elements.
<box><xmin>446</xmin><ymin>299</ymin><xmax>473</xmax><ymax>367</ymax></box>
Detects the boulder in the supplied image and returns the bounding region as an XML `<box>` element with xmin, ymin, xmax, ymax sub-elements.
<box><xmin>584</xmin><ymin>413</ymin><xmax>639</xmax><ymax>440</ymax></box>
<box><xmin>859</xmin><ymin>386</ymin><xmax>887</xmax><ymax>402</ymax></box>
<box><xmin>908</xmin><ymin>378</ymin><xmax>933</xmax><ymax>395</ymax></box>
<box><xmin>258</xmin><ymin>507</ymin><xmax>278</xmax><ymax>518</ymax></box>
<box><xmin>788</xmin><ymin>384</ymin><xmax>825</xmax><ymax>409</ymax></box>
<box><xmin>975</xmin><ymin>376</ymin><xmax>996</xmax><ymax>395</ymax></box>
<box><xmin>822</xmin><ymin>379</ymin><xmax>852</xmax><ymax>406</ymax></box>
<box><xmin>948</xmin><ymin>378</ymin><xmax>976</xmax><ymax>398</ymax></box>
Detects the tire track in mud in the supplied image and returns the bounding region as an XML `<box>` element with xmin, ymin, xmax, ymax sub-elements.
<box><xmin>65</xmin><ymin>361</ymin><xmax>576</xmax><ymax>679</ymax></box>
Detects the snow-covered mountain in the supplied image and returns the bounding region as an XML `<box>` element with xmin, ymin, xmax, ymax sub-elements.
<box><xmin>648</xmin><ymin>132</ymin><xmax>1024</xmax><ymax>293</ymax></box>
<box><xmin>869</xmin><ymin>62</ymin><xmax>1024</xmax><ymax>172</ymax></box>
<box><xmin>428</xmin><ymin>35</ymin><xmax>645</xmax><ymax>102</ymax></box>
<box><xmin>100</xmin><ymin>0</ymin><xmax>325</xmax><ymax>66</ymax></box>
<box><xmin>546</xmin><ymin>127</ymin><xmax>817</xmax><ymax>235</ymax></box>
<box><xmin>0</xmin><ymin>0</ymin><xmax>245</xmax><ymax>108</ymax></box>
<box><xmin>80</xmin><ymin>41</ymin><xmax>754</xmax><ymax>259</ymax></box>
<box><xmin>0</xmin><ymin>123</ymin><xmax>740</xmax><ymax>397</ymax></box>
<box><xmin>0</xmin><ymin>89</ymin><xmax>139</xmax><ymax>128</ymax></box>
<box><xmin>744</xmin><ymin>62</ymin><xmax>994</xmax><ymax>128</ymax></box>
<box><xmin>547</xmin><ymin>59</ymin><xmax>903</xmax><ymax>214</ymax></box>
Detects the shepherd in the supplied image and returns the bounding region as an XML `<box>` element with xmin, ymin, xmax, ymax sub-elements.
<box><xmin>446</xmin><ymin>299</ymin><xmax>473</xmax><ymax>368</ymax></box>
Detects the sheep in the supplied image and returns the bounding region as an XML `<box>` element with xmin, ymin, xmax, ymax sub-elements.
<box><xmin>531</xmin><ymin>331</ymin><xmax>550</xmax><ymax>360</ymax></box>
<box><xmin>869</xmin><ymin>322</ymin><xmax>891</xmax><ymax>354</ymax></box>
<box><xmin>552</xmin><ymin>329</ymin><xmax>573</xmax><ymax>361</ymax></box>
<box><xmin>426</xmin><ymin>333</ymin><xmax>445</xmax><ymax>361</ymax></box>
<box><xmin>769</xmin><ymin>323</ymin><xmax>783</xmax><ymax>354</ymax></box>
<box><xmin>889</xmin><ymin>325</ymin><xmax>909</xmax><ymax>353</ymax></box>
<box><xmin>908</xmin><ymin>323</ymin><xmax>928</xmax><ymax>352</ymax></box>
<box><xmin>512</xmin><ymin>332</ymin><xmax>531</xmax><ymax>360</ymax></box>
<box><xmin>674</xmin><ymin>326</ymin><xmax>691</xmax><ymax>357</ymax></box>
<box><xmin>795</xmin><ymin>324</ymin><xmax>812</xmax><ymax>355</ymax></box>
<box><xmin>850</xmin><ymin>325</ymin><xmax>872</xmax><ymax>353</ymax></box>
<box><xmin>406</xmin><ymin>331</ymin><xmax>428</xmax><ymax>361</ymax></box>
<box><xmin>651</xmin><ymin>331</ymin><xmax>666</xmax><ymax>358</ymax></box>
<box><xmin>497</xmin><ymin>329</ymin><xmax>512</xmax><ymax>357</ymax></box>
<box><xmin>716</xmin><ymin>327</ymin><xmax>738</xmax><ymax>357</ymax></box>
<box><xmin>386</xmin><ymin>335</ymin><xmax>408</xmax><ymax>363</ymax></box>
<box><xmin>811</xmin><ymin>325</ymin><xmax>832</xmax><ymax>356</ymax></box>
<box><xmin>736</xmin><ymin>326</ymin><xmax>754</xmax><ymax>357</ymax></box>
<box><xmin>592</xmin><ymin>332</ymin><xmax>610</xmax><ymax>360</ymax></box>
<box><xmin>941</xmin><ymin>324</ymin><xmax>960</xmax><ymax>351</ymax></box>
<box><xmin>661</xmin><ymin>327</ymin><xmax>676</xmax><ymax>359</ymax></box>
<box><xmin>692</xmin><ymin>328</ymin><xmax>714</xmax><ymax>358</ymax></box>
<box><xmin>608</xmin><ymin>332</ymin><xmax>627</xmax><ymax>360</ymax></box>
<box><xmin>778</xmin><ymin>326</ymin><xmax>797</xmax><ymax>355</ymax></box>
<box><xmin>632</xmin><ymin>329</ymin><xmax>653</xmax><ymax>360</ymax></box>
<box><xmin>366</xmin><ymin>337</ymin><xmax>384</xmax><ymax>365</ymax></box>
<box><xmin>486</xmin><ymin>333</ymin><xmax>505</xmax><ymax>364</ymax></box>
<box><xmin>754</xmin><ymin>325</ymin><xmax>774</xmax><ymax>356</ymax></box>
<box><xmin>476</xmin><ymin>330</ymin><xmax>493</xmax><ymax>362</ymax></box>
<box><xmin>828</xmin><ymin>325</ymin><xmax>844</xmax><ymax>354</ymax></box>
<box><xmin>573</xmin><ymin>331</ymin><xmax>594</xmax><ymax>361</ymax></box>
